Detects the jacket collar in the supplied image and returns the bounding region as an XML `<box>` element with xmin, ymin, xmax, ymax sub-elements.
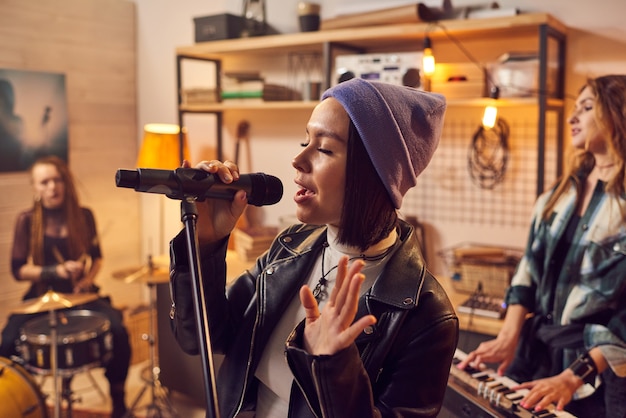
<box><xmin>275</xmin><ymin>221</ymin><xmax>426</xmax><ymax>309</ymax></box>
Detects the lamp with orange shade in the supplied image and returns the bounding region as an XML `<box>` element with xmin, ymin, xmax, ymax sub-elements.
<box><xmin>136</xmin><ymin>123</ymin><xmax>190</xmax><ymax>169</ymax></box>
<box><xmin>136</xmin><ymin>123</ymin><xmax>190</xmax><ymax>259</ymax></box>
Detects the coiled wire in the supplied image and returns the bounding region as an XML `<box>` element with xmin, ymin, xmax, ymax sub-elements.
<box><xmin>468</xmin><ymin>118</ymin><xmax>510</xmax><ymax>189</ymax></box>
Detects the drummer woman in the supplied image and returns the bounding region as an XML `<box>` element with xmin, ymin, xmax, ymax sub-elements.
<box><xmin>0</xmin><ymin>155</ymin><xmax>131</xmax><ymax>418</ymax></box>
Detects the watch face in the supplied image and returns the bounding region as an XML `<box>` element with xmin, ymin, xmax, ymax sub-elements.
<box><xmin>570</xmin><ymin>354</ymin><xmax>596</xmax><ymax>383</ymax></box>
<box><xmin>575</xmin><ymin>363</ymin><xmax>593</xmax><ymax>378</ymax></box>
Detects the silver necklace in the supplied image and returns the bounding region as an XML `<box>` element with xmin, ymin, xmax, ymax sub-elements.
<box><xmin>312</xmin><ymin>241</ymin><xmax>395</xmax><ymax>302</ymax></box>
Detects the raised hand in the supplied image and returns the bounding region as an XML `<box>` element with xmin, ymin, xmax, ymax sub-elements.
<box><xmin>299</xmin><ymin>256</ymin><xmax>377</xmax><ymax>355</ymax></box>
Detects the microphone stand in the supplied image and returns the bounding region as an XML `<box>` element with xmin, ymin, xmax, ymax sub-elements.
<box><xmin>180</xmin><ymin>198</ymin><xmax>221</xmax><ymax>418</ymax></box>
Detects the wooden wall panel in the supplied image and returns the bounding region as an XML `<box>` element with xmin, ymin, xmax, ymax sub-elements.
<box><xmin>0</xmin><ymin>0</ymin><xmax>142</xmax><ymax>330</ymax></box>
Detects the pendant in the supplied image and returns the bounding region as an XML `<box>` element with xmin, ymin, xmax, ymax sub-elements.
<box><xmin>313</xmin><ymin>278</ymin><xmax>327</xmax><ymax>302</ymax></box>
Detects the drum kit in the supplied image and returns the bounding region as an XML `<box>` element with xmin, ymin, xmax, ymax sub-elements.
<box><xmin>1</xmin><ymin>256</ymin><xmax>176</xmax><ymax>418</ymax></box>
<box><xmin>2</xmin><ymin>290</ymin><xmax>103</xmax><ymax>418</ymax></box>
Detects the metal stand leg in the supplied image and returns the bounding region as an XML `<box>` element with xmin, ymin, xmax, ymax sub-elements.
<box><xmin>124</xmin><ymin>276</ymin><xmax>178</xmax><ymax>418</ymax></box>
<box><xmin>50</xmin><ymin>310</ymin><xmax>62</xmax><ymax>418</ymax></box>
<box><xmin>84</xmin><ymin>369</ymin><xmax>108</xmax><ymax>403</ymax></box>
<box><xmin>61</xmin><ymin>376</ymin><xmax>74</xmax><ymax>418</ymax></box>
<box><xmin>37</xmin><ymin>367</ymin><xmax>107</xmax><ymax>417</ymax></box>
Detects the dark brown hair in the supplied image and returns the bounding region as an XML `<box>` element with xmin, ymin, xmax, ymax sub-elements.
<box><xmin>337</xmin><ymin>122</ymin><xmax>398</xmax><ymax>251</ymax></box>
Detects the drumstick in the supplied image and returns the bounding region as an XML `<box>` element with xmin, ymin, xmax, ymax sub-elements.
<box><xmin>52</xmin><ymin>246</ymin><xmax>88</xmax><ymax>266</ymax></box>
<box><xmin>52</xmin><ymin>246</ymin><xmax>65</xmax><ymax>264</ymax></box>
<box><xmin>52</xmin><ymin>246</ymin><xmax>88</xmax><ymax>264</ymax></box>
<box><xmin>51</xmin><ymin>246</ymin><xmax>89</xmax><ymax>288</ymax></box>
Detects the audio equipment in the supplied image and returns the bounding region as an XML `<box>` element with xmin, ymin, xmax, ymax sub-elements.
<box><xmin>334</xmin><ymin>52</ymin><xmax>423</xmax><ymax>88</ymax></box>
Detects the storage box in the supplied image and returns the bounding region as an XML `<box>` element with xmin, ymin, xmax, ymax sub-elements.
<box><xmin>430</xmin><ymin>63</ymin><xmax>486</xmax><ymax>99</ymax></box>
<box><xmin>487</xmin><ymin>56</ymin><xmax>559</xmax><ymax>98</ymax></box>
<box><xmin>194</xmin><ymin>13</ymin><xmax>245</xmax><ymax>42</ymax></box>
<box><xmin>456</xmin><ymin>262</ymin><xmax>512</xmax><ymax>297</ymax></box>
<box><xmin>124</xmin><ymin>305</ymin><xmax>155</xmax><ymax>365</ymax></box>
<box><xmin>439</xmin><ymin>244</ymin><xmax>522</xmax><ymax>297</ymax></box>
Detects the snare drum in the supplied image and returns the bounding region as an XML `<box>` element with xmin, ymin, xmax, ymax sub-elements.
<box><xmin>0</xmin><ymin>356</ymin><xmax>47</xmax><ymax>417</ymax></box>
<box><xmin>18</xmin><ymin>309</ymin><xmax>113</xmax><ymax>376</ymax></box>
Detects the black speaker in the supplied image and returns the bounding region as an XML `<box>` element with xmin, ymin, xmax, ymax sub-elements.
<box><xmin>156</xmin><ymin>283</ymin><xmax>223</xmax><ymax>405</ymax></box>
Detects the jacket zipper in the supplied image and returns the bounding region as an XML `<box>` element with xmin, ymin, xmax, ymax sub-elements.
<box><xmin>234</xmin><ymin>259</ymin><xmax>282</xmax><ymax>417</ymax></box>
<box><xmin>290</xmin><ymin>358</ymin><xmax>322</xmax><ymax>418</ymax></box>
<box><xmin>233</xmin><ymin>281</ymin><xmax>263</xmax><ymax>417</ymax></box>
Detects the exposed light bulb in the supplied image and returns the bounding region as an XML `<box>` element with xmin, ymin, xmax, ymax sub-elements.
<box><xmin>423</xmin><ymin>51</ymin><xmax>435</xmax><ymax>76</ymax></box>
<box><xmin>482</xmin><ymin>105</ymin><xmax>498</xmax><ymax>129</ymax></box>
<box><xmin>422</xmin><ymin>36</ymin><xmax>435</xmax><ymax>76</ymax></box>
<box><xmin>482</xmin><ymin>86</ymin><xmax>500</xmax><ymax>129</ymax></box>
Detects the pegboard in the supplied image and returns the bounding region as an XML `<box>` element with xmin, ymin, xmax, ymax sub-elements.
<box><xmin>402</xmin><ymin>108</ymin><xmax>560</xmax><ymax>230</ymax></box>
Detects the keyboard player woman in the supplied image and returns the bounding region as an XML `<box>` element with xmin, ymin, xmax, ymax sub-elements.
<box><xmin>458</xmin><ymin>75</ymin><xmax>626</xmax><ymax>417</ymax></box>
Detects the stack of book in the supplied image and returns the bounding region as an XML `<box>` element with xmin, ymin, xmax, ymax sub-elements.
<box><xmin>233</xmin><ymin>226</ymin><xmax>278</xmax><ymax>262</ymax></box>
<box><xmin>222</xmin><ymin>72</ymin><xmax>264</xmax><ymax>102</ymax></box>
<box><xmin>182</xmin><ymin>87</ymin><xmax>218</xmax><ymax>105</ymax></box>
<box><xmin>263</xmin><ymin>83</ymin><xmax>300</xmax><ymax>101</ymax></box>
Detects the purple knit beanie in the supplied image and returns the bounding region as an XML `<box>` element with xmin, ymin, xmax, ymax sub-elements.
<box><xmin>322</xmin><ymin>78</ymin><xmax>446</xmax><ymax>208</ymax></box>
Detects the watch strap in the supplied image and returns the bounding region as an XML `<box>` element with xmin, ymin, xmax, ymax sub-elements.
<box><xmin>568</xmin><ymin>352</ymin><xmax>597</xmax><ymax>385</ymax></box>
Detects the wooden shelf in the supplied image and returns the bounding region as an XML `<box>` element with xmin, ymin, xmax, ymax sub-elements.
<box><xmin>180</xmin><ymin>101</ymin><xmax>318</xmax><ymax>112</ymax></box>
<box><xmin>180</xmin><ymin>97</ymin><xmax>563</xmax><ymax>113</ymax></box>
<box><xmin>176</xmin><ymin>12</ymin><xmax>566</xmax><ymax>113</ymax></box>
<box><xmin>177</xmin><ymin>13</ymin><xmax>566</xmax><ymax>58</ymax></box>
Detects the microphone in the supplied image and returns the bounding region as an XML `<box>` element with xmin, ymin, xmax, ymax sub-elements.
<box><xmin>115</xmin><ymin>167</ymin><xmax>283</xmax><ymax>206</ymax></box>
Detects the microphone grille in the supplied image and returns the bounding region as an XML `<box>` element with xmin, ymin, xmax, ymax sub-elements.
<box><xmin>115</xmin><ymin>169</ymin><xmax>139</xmax><ymax>189</ymax></box>
<box><xmin>248</xmin><ymin>173</ymin><xmax>283</xmax><ymax>206</ymax></box>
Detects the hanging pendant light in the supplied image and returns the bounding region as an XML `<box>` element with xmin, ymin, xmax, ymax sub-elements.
<box><xmin>422</xmin><ymin>36</ymin><xmax>436</xmax><ymax>76</ymax></box>
<box><xmin>482</xmin><ymin>86</ymin><xmax>500</xmax><ymax>129</ymax></box>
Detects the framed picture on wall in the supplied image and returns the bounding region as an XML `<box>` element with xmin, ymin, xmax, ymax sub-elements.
<box><xmin>0</xmin><ymin>68</ymin><xmax>68</xmax><ymax>173</ymax></box>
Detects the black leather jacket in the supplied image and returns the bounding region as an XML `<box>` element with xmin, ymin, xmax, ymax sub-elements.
<box><xmin>169</xmin><ymin>220</ymin><xmax>458</xmax><ymax>418</ymax></box>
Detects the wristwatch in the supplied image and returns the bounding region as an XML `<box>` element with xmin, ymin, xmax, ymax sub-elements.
<box><xmin>568</xmin><ymin>352</ymin><xmax>597</xmax><ymax>385</ymax></box>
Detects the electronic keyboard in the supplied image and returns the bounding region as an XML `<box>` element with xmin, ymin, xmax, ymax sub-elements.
<box><xmin>444</xmin><ymin>349</ymin><xmax>576</xmax><ymax>418</ymax></box>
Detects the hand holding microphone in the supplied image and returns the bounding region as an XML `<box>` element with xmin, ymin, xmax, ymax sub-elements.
<box><xmin>115</xmin><ymin>163</ymin><xmax>283</xmax><ymax>206</ymax></box>
<box><xmin>116</xmin><ymin>160</ymin><xmax>283</xmax><ymax>244</ymax></box>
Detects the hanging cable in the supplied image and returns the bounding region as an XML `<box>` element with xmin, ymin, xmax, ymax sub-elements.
<box><xmin>431</xmin><ymin>22</ymin><xmax>511</xmax><ymax>188</ymax></box>
<box><xmin>468</xmin><ymin>118</ymin><xmax>510</xmax><ymax>189</ymax></box>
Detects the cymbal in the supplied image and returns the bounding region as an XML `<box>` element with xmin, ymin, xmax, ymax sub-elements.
<box><xmin>12</xmin><ymin>290</ymin><xmax>99</xmax><ymax>314</ymax></box>
<box><xmin>112</xmin><ymin>265</ymin><xmax>170</xmax><ymax>284</ymax></box>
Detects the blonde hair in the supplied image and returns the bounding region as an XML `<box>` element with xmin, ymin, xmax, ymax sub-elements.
<box><xmin>542</xmin><ymin>75</ymin><xmax>626</xmax><ymax>221</ymax></box>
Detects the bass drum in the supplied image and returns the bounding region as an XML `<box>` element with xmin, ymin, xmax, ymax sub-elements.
<box><xmin>0</xmin><ymin>356</ymin><xmax>47</xmax><ymax>418</ymax></box>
